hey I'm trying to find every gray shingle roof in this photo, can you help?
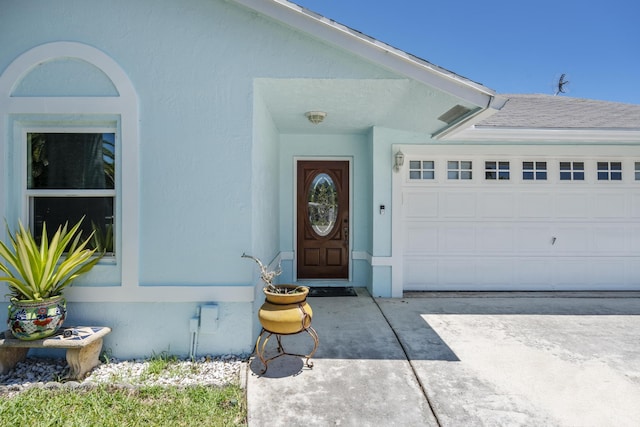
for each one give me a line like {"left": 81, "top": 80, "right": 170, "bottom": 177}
{"left": 477, "top": 94, "right": 640, "bottom": 129}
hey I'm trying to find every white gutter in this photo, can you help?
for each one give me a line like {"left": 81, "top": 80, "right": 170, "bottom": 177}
{"left": 432, "top": 95, "right": 509, "bottom": 140}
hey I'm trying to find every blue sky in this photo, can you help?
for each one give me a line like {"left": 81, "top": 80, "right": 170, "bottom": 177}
{"left": 292, "top": 0, "right": 640, "bottom": 104}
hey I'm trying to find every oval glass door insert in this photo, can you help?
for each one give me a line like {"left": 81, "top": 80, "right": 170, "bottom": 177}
{"left": 308, "top": 173, "right": 338, "bottom": 237}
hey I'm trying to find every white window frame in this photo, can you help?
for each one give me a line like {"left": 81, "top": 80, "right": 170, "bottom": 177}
{"left": 447, "top": 160, "right": 473, "bottom": 180}
{"left": 597, "top": 161, "right": 622, "bottom": 181}
{"left": 559, "top": 161, "right": 585, "bottom": 181}
{"left": 409, "top": 160, "right": 435, "bottom": 180}
{"left": 23, "top": 127, "right": 118, "bottom": 258}
{"left": 522, "top": 161, "right": 548, "bottom": 181}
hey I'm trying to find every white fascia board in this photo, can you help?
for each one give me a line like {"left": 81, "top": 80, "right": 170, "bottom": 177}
{"left": 231, "top": 0, "right": 495, "bottom": 107}
{"left": 432, "top": 95, "right": 508, "bottom": 140}
{"left": 452, "top": 127, "right": 640, "bottom": 143}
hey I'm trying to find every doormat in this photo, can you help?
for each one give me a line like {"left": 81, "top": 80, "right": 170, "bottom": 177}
{"left": 308, "top": 287, "right": 358, "bottom": 297}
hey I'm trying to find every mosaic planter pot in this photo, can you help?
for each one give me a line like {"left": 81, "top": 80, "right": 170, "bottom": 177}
{"left": 7, "top": 295, "right": 67, "bottom": 341}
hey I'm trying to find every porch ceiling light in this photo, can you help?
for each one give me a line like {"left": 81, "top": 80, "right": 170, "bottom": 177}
{"left": 305, "top": 111, "right": 327, "bottom": 125}
{"left": 394, "top": 150, "right": 405, "bottom": 172}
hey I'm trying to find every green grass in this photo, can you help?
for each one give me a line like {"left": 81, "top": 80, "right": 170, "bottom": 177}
{"left": 0, "top": 384, "right": 246, "bottom": 426}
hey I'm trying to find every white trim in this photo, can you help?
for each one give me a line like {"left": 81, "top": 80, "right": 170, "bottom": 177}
{"left": 0, "top": 42, "right": 140, "bottom": 296}
{"left": 453, "top": 127, "right": 640, "bottom": 143}
{"left": 292, "top": 156, "right": 353, "bottom": 281}
{"left": 64, "top": 285, "right": 255, "bottom": 303}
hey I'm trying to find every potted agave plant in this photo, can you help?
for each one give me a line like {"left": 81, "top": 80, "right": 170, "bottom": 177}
{"left": 0, "top": 217, "right": 102, "bottom": 340}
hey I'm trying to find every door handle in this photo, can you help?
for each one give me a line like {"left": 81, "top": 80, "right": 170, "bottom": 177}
{"left": 344, "top": 227, "right": 349, "bottom": 244}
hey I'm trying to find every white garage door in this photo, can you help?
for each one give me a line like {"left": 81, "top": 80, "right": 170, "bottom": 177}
{"left": 397, "top": 146, "right": 640, "bottom": 291}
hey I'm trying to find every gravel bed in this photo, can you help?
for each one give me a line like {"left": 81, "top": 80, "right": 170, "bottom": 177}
{"left": 0, "top": 354, "right": 248, "bottom": 397}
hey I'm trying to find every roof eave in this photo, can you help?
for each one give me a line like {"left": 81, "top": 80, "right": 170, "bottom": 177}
{"left": 452, "top": 127, "right": 640, "bottom": 143}
{"left": 231, "top": 0, "right": 496, "bottom": 107}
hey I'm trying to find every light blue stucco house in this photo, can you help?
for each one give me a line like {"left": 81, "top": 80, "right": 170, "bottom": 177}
{"left": 2, "top": 0, "right": 640, "bottom": 358}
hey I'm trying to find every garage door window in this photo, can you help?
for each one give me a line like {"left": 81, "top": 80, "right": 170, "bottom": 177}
{"left": 522, "top": 161, "right": 547, "bottom": 180}
{"left": 485, "top": 161, "right": 510, "bottom": 180}
{"left": 636, "top": 162, "right": 640, "bottom": 180}
{"left": 597, "top": 162, "right": 622, "bottom": 181}
{"left": 559, "top": 161, "right": 584, "bottom": 181}
{"left": 409, "top": 160, "right": 435, "bottom": 180}
{"left": 448, "top": 161, "right": 472, "bottom": 180}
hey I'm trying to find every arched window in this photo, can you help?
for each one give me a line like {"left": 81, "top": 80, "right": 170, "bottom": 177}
{"left": 0, "top": 42, "right": 139, "bottom": 287}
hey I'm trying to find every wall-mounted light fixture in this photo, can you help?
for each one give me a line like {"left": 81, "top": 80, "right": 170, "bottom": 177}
{"left": 394, "top": 150, "right": 405, "bottom": 172}
{"left": 305, "top": 111, "right": 327, "bottom": 124}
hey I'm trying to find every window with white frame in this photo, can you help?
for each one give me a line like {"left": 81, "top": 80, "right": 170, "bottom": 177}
{"left": 522, "top": 161, "right": 547, "bottom": 181}
{"left": 447, "top": 160, "right": 472, "bottom": 180}
{"left": 485, "top": 161, "right": 510, "bottom": 180}
{"left": 559, "top": 161, "right": 584, "bottom": 181}
{"left": 27, "top": 131, "right": 115, "bottom": 254}
{"left": 597, "top": 161, "right": 622, "bottom": 181}
{"left": 409, "top": 160, "right": 435, "bottom": 180}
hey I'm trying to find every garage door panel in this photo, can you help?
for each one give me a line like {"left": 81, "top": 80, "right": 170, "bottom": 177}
{"left": 479, "top": 192, "right": 515, "bottom": 218}
{"left": 441, "top": 226, "right": 475, "bottom": 252}
{"left": 555, "top": 193, "right": 589, "bottom": 218}
{"left": 552, "top": 226, "right": 591, "bottom": 253}
{"left": 516, "top": 226, "right": 554, "bottom": 252}
{"left": 631, "top": 193, "right": 640, "bottom": 217}
{"left": 443, "top": 192, "right": 476, "bottom": 218}
{"left": 631, "top": 226, "right": 640, "bottom": 251}
{"left": 405, "top": 191, "right": 438, "bottom": 218}
{"left": 518, "top": 192, "right": 553, "bottom": 218}
{"left": 478, "top": 259, "right": 514, "bottom": 285}
{"left": 553, "top": 259, "right": 590, "bottom": 286}
{"left": 477, "top": 226, "right": 514, "bottom": 253}
{"left": 441, "top": 259, "right": 476, "bottom": 285}
{"left": 589, "top": 259, "right": 626, "bottom": 286}
{"left": 516, "top": 259, "right": 553, "bottom": 287}
{"left": 591, "top": 192, "right": 626, "bottom": 218}
{"left": 404, "top": 258, "right": 438, "bottom": 290}
{"left": 404, "top": 223, "right": 438, "bottom": 254}
{"left": 591, "top": 226, "right": 628, "bottom": 252}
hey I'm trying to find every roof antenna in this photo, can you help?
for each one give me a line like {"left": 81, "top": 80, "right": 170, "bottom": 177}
{"left": 554, "top": 73, "right": 569, "bottom": 95}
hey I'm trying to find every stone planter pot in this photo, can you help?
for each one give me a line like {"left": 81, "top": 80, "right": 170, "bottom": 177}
{"left": 258, "top": 285, "right": 312, "bottom": 334}
{"left": 7, "top": 295, "right": 67, "bottom": 341}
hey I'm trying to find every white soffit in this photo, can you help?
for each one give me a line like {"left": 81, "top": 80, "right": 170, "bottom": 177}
{"left": 231, "top": 0, "right": 497, "bottom": 109}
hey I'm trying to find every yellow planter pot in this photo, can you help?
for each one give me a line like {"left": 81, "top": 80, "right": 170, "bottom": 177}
{"left": 258, "top": 285, "right": 312, "bottom": 334}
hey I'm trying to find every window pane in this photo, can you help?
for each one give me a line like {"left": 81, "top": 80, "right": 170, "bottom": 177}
{"left": 423, "top": 171, "right": 434, "bottom": 179}
{"left": 448, "top": 171, "right": 459, "bottom": 180}
{"left": 409, "top": 160, "right": 421, "bottom": 169}
{"left": 32, "top": 197, "right": 114, "bottom": 252}
{"left": 598, "top": 172, "right": 608, "bottom": 180}
{"left": 307, "top": 173, "right": 338, "bottom": 237}
{"left": 461, "top": 161, "right": 472, "bottom": 169}
{"left": 574, "top": 162, "right": 584, "bottom": 170}
{"left": 409, "top": 171, "right": 421, "bottom": 180}
{"left": 560, "top": 172, "right": 571, "bottom": 180}
{"left": 537, "top": 171, "right": 547, "bottom": 180}
{"left": 461, "top": 171, "right": 472, "bottom": 180}
{"left": 523, "top": 171, "right": 534, "bottom": 180}
{"left": 611, "top": 162, "right": 622, "bottom": 171}
{"left": 560, "top": 162, "right": 570, "bottom": 170}
{"left": 575, "top": 172, "right": 584, "bottom": 180}
{"left": 423, "top": 161, "right": 434, "bottom": 169}
{"left": 448, "top": 161, "right": 458, "bottom": 169}
{"left": 28, "top": 133, "right": 115, "bottom": 190}
{"left": 523, "top": 161, "right": 533, "bottom": 169}
{"left": 485, "top": 161, "right": 496, "bottom": 170}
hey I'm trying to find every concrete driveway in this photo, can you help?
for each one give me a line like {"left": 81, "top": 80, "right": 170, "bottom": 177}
{"left": 246, "top": 290, "right": 640, "bottom": 426}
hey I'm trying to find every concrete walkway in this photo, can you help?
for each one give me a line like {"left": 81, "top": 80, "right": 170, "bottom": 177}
{"left": 246, "top": 290, "right": 640, "bottom": 426}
